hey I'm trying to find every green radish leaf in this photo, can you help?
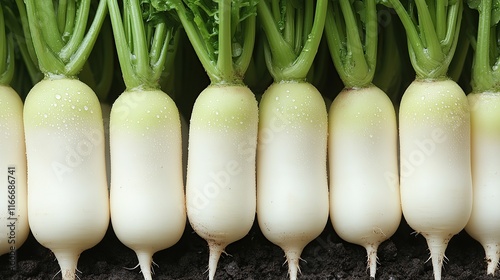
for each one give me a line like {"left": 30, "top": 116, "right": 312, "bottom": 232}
{"left": 353, "top": 1, "right": 366, "bottom": 23}
{"left": 151, "top": 0, "right": 258, "bottom": 84}
{"left": 492, "top": 0, "right": 500, "bottom": 25}
{"left": 377, "top": 0, "right": 394, "bottom": 8}
{"left": 467, "top": 0, "right": 480, "bottom": 10}
{"left": 142, "top": 0, "right": 179, "bottom": 27}
{"left": 468, "top": 0, "right": 500, "bottom": 26}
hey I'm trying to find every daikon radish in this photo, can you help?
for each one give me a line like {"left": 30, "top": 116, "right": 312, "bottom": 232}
{"left": 256, "top": 1, "right": 329, "bottom": 279}
{"left": 153, "top": 1, "right": 260, "bottom": 279}
{"left": 385, "top": 1, "right": 472, "bottom": 279}
{"left": 464, "top": 0, "right": 500, "bottom": 275}
{"left": 22, "top": 1, "right": 110, "bottom": 279}
{"left": 107, "top": 1, "right": 186, "bottom": 279}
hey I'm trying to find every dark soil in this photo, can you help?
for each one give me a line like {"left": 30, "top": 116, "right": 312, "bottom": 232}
{"left": 1, "top": 216, "right": 499, "bottom": 280}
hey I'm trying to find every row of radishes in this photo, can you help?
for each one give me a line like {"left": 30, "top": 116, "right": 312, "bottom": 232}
{"left": 1, "top": 1, "right": 500, "bottom": 280}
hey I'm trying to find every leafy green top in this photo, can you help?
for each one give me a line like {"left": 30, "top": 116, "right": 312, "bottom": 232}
{"left": 78, "top": 14, "right": 114, "bottom": 101}
{"left": 383, "top": 0, "right": 463, "bottom": 79}
{"left": 257, "top": 0, "right": 328, "bottom": 82}
{"left": 22, "top": 0, "right": 108, "bottom": 78}
{"left": 324, "top": 0, "right": 378, "bottom": 89}
{"left": 468, "top": 0, "right": 500, "bottom": 93}
{"left": 153, "top": 0, "right": 258, "bottom": 85}
{"left": 0, "top": 2, "right": 14, "bottom": 85}
{"left": 108, "top": 0, "right": 178, "bottom": 90}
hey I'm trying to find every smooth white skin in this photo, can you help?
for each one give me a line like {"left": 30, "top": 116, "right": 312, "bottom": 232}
{"left": 0, "top": 85, "right": 30, "bottom": 256}
{"left": 257, "top": 81, "right": 329, "bottom": 280}
{"left": 465, "top": 92, "right": 500, "bottom": 276}
{"left": 110, "top": 89, "right": 186, "bottom": 280}
{"left": 399, "top": 79, "right": 472, "bottom": 280}
{"left": 24, "top": 78, "right": 110, "bottom": 280}
{"left": 329, "top": 85, "right": 401, "bottom": 278}
{"left": 186, "top": 85, "right": 258, "bottom": 280}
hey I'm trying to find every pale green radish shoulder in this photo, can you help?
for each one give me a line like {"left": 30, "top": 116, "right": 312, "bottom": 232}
{"left": 259, "top": 81, "right": 328, "bottom": 130}
{"left": 399, "top": 79, "right": 470, "bottom": 130}
{"left": 189, "top": 85, "right": 258, "bottom": 133}
{"left": 329, "top": 86, "right": 396, "bottom": 135}
{"left": 468, "top": 92, "right": 500, "bottom": 136}
{"left": 24, "top": 78, "right": 104, "bottom": 129}
{"left": 111, "top": 89, "right": 181, "bottom": 131}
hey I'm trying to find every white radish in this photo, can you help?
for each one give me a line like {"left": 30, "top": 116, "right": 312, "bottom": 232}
{"left": 0, "top": 85, "right": 30, "bottom": 257}
{"left": 257, "top": 81, "right": 329, "bottom": 280}
{"left": 324, "top": 0, "right": 401, "bottom": 277}
{"left": 255, "top": 1, "right": 328, "bottom": 278}
{"left": 159, "top": 1, "right": 260, "bottom": 278}
{"left": 110, "top": 89, "right": 186, "bottom": 280}
{"left": 329, "top": 85, "right": 401, "bottom": 278}
{"left": 399, "top": 79, "right": 472, "bottom": 280}
{"left": 186, "top": 85, "right": 258, "bottom": 280}
{"left": 383, "top": 1, "right": 469, "bottom": 278}
{"left": 20, "top": 0, "right": 110, "bottom": 278}
{"left": 462, "top": 1, "right": 500, "bottom": 275}
{"left": 106, "top": 0, "right": 188, "bottom": 278}
{"left": 24, "top": 78, "right": 110, "bottom": 280}
{"left": 465, "top": 92, "right": 500, "bottom": 275}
